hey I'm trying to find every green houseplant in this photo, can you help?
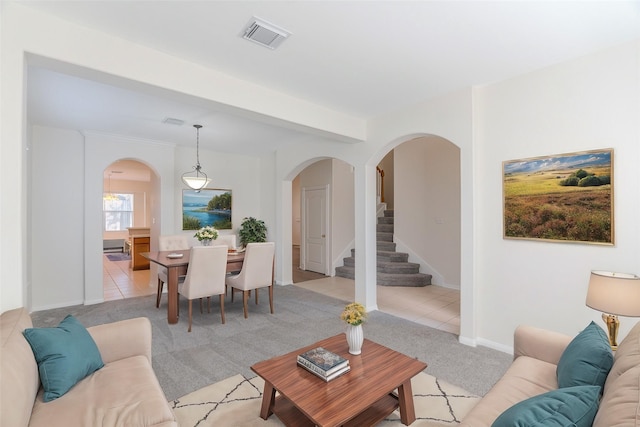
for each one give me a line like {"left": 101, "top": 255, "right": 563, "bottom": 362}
{"left": 238, "top": 217, "right": 267, "bottom": 248}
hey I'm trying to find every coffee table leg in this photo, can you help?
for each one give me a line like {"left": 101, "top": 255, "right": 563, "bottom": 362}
{"left": 260, "top": 381, "right": 276, "bottom": 420}
{"left": 397, "top": 379, "right": 416, "bottom": 425}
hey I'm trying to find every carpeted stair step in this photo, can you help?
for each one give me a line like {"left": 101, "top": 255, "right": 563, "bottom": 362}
{"left": 384, "top": 210, "right": 394, "bottom": 217}
{"left": 343, "top": 256, "right": 355, "bottom": 268}
{"left": 377, "top": 223, "right": 394, "bottom": 233}
{"left": 377, "top": 261, "right": 420, "bottom": 274}
{"left": 377, "top": 216, "right": 394, "bottom": 224}
{"left": 335, "top": 265, "right": 355, "bottom": 280}
{"left": 377, "top": 272, "right": 432, "bottom": 287}
{"left": 377, "top": 250, "right": 408, "bottom": 263}
{"left": 377, "top": 232, "right": 393, "bottom": 242}
{"left": 336, "top": 267, "right": 431, "bottom": 287}
{"left": 377, "top": 241, "right": 396, "bottom": 251}
{"left": 351, "top": 249, "right": 409, "bottom": 263}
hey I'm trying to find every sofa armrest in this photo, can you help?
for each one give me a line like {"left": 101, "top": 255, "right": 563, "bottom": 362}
{"left": 87, "top": 317, "right": 152, "bottom": 364}
{"left": 514, "top": 325, "right": 573, "bottom": 365}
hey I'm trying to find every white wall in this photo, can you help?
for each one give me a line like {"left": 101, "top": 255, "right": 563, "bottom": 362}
{"left": 395, "top": 136, "right": 461, "bottom": 287}
{"left": 474, "top": 40, "right": 640, "bottom": 347}
{"left": 292, "top": 176, "right": 301, "bottom": 246}
{"left": 31, "top": 126, "right": 85, "bottom": 309}
{"left": 331, "top": 159, "right": 355, "bottom": 271}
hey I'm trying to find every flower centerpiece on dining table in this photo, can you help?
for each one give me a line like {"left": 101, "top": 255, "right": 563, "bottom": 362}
{"left": 340, "top": 302, "right": 367, "bottom": 355}
{"left": 194, "top": 226, "right": 218, "bottom": 246}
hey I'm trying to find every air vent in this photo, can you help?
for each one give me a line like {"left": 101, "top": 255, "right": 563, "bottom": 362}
{"left": 162, "top": 117, "right": 184, "bottom": 126}
{"left": 242, "top": 17, "right": 291, "bottom": 49}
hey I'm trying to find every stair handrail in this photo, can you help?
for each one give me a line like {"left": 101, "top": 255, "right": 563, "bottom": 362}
{"left": 376, "top": 166, "right": 385, "bottom": 203}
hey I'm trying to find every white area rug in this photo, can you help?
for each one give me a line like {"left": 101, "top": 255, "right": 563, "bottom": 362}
{"left": 171, "top": 372, "right": 479, "bottom": 426}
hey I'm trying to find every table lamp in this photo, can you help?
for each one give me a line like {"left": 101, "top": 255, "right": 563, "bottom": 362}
{"left": 586, "top": 270, "right": 640, "bottom": 350}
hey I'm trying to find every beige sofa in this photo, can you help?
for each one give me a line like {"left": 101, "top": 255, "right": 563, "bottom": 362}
{"left": 1, "top": 307, "right": 177, "bottom": 427}
{"left": 461, "top": 321, "right": 640, "bottom": 426}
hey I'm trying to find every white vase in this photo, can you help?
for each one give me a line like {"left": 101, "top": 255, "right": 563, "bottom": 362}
{"left": 201, "top": 239, "right": 211, "bottom": 246}
{"left": 346, "top": 324, "right": 364, "bottom": 355}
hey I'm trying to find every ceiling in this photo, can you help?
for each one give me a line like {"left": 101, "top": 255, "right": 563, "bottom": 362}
{"left": 20, "top": 1, "right": 640, "bottom": 178}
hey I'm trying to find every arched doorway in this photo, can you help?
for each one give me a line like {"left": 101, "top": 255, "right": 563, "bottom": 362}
{"left": 102, "top": 159, "right": 157, "bottom": 301}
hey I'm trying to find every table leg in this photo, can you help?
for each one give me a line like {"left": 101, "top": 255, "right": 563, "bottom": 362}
{"left": 167, "top": 267, "right": 179, "bottom": 324}
{"left": 397, "top": 379, "right": 416, "bottom": 425}
{"left": 259, "top": 381, "right": 276, "bottom": 420}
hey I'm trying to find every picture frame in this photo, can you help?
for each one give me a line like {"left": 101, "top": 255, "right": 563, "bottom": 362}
{"left": 182, "top": 188, "right": 232, "bottom": 230}
{"left": 503, "top": 148, "right": 613, "bottom": 245}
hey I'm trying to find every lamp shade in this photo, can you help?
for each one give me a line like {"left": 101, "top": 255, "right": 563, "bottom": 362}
{"left": 181, "top": 174, "right": 211, "bottom": 191}
{"left": 586, "top": 271, "right": 640, "bottom": 317}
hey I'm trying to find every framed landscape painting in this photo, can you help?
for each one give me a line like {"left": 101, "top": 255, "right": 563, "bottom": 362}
{"left": 182, "top": 188, "right": 232, "bottom": 230}
{"left": 503, "top": 148, "right": 613, "bottom": 245}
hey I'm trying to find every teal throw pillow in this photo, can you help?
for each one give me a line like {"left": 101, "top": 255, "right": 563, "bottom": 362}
{"left": 557, "top": 321, "right": 613, "bottom": 389}
{"left": 491, "top": 385, "right": 601, "bottom": 427}
{"left": 23, "top": 315, "right": 104, "bottom": 402}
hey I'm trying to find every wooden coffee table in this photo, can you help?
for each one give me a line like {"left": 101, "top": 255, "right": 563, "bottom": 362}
{"left": 251, "top": 334, "right": 428, "bottom": 426}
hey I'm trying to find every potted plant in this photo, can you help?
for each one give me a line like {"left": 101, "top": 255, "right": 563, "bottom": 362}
{"left": 238, "top": 217, "right": 267, "bottom": 248}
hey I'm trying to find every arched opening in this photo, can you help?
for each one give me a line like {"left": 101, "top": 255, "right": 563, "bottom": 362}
{"left": 102, "top": 159, "right": 157, "bottom": 301}
{"left": 290, "top": 157, "right": 354, "bottom": 284}
{"left": 368, "top": 134, "right": 461, "bottom": 334}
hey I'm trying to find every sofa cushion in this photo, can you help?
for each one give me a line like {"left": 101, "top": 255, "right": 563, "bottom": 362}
{"left": 23, "top": 314, "right": 104, "bottom": 402}
{"left": 29, "top": 355, "right": 177, "bottom": 427}
{"left": 604, "top": 320, "right": 640, "bottom": 391}
{"left": 491, "top": 385, "right": 601, "bottom": 427}
{"left": 557, "top": 321, "right": 613, "bottom": 389}
{"left": 593, "top": 364, "right": 640, "bottom": 427}
{"left": 460, "top": 356, "right": 559, "bottom": 426}
{"left": 1, "top": 308, "right": 40, "bottom": 427}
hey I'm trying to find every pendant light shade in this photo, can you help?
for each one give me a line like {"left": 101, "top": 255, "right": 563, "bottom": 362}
{"left": 182, "top": 124, "right": 210, "bottom": 191}
{"left": 103, "top": 173, "right": 118, "bottom": 201}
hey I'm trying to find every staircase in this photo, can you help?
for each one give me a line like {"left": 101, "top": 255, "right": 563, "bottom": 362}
{"left": 335, "top": 210, "right": 432, "bottom": 287}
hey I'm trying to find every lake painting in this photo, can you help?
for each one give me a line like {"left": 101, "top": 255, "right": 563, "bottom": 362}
{"left": 182, "top": 189, "right": 232, "bottom": 230}
{"left": 503, "top": 149, "right": 613, "bottom": 245}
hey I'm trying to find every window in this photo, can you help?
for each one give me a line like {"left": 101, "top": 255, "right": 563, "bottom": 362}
{"left": 103, "top": 193, "right": 134, "bottom": 231}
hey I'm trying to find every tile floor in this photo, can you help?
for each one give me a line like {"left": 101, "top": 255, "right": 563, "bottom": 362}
{"left": 103, "top": 254, "right": 460, "bottom": 335}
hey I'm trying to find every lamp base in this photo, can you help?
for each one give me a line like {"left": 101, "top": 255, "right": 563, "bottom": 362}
{"left": 602, "top": 313, "right": 619, "bottom": 351}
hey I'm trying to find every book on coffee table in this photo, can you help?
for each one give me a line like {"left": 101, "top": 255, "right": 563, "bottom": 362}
{"left": 297, "top": 347, "right": 349, "bottom": 377}
{"left": 299, "top": 363, "right": 351, "bottom": 382}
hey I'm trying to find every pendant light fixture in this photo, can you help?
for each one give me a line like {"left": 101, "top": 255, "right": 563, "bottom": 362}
{"left": 103, "top": 173, "right": 118, "bottom": 201}
{"left": 182, "top": 124, "right": 210, "bottom": 191}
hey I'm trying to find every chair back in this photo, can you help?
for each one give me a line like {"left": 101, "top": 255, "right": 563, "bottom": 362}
{"left": 235, "top": 242, "right": 275, "bottom": 289}
{"left": 211, "top": 234, "right": 236, "bottom": 250}
{"left": 182, "top": 246, "right": 228, "bottom": 299}
{"left": 159, "top": 234, "right": 190, "bottom": 251}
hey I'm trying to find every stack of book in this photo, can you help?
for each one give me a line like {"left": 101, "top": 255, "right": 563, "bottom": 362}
{"left": 297, "top": 347, "right": 350, "bottom": 382}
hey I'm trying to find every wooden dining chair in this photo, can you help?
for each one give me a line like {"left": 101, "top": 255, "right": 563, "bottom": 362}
{"left": 178, "top": 245, "right": 228, "bottom": 332}
{"left": 226, "top": 242, "right": 275, "bottom": 319}
{"left": 156, "top": 234, "right": 190, "bottom": 308}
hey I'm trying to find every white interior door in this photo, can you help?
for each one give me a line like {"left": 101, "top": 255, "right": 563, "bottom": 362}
{"left": 302, "top": 186, "right": 328, "bottom": 274}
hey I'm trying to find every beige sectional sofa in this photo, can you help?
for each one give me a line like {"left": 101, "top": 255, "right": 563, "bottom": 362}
{"left": 461, "top": 321, "right": 640, "bottom": 426}
{"left": 1, "top": 307, "right": 177, "bottom": 427}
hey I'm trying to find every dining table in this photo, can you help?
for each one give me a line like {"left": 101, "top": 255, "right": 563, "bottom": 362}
{"left": 141, "top": 249, "right": 245, "bottom": 324}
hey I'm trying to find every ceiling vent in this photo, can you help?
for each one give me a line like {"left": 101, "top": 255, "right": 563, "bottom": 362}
{"left": 242, "top": 17, "right": 291, "bottom": 49}
{"left": 162, "top": 117, "right": 184, "bottom": 126}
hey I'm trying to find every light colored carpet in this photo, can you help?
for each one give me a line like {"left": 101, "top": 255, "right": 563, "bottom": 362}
{"left": 171, "top": 372, "right": 479, "bottom": 426}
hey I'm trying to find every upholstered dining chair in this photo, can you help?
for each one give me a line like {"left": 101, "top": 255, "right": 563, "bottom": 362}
{"left": 156, "top": 234, "right": 190, "bottom": 308}
{"left": 225, "top": 242, "right": 275, "bottom": 319}
{"left": 178, "top": 245, "right": 228, "bottom": 332}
